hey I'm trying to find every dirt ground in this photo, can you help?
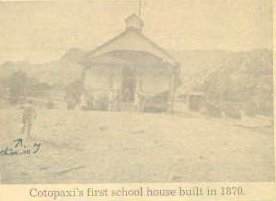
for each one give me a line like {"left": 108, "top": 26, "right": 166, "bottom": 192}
{"left": 0, "top": 108, "right": 274, "bottom": 183}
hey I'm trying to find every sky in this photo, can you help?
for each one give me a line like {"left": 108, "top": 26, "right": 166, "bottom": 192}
{"left": 0, "top": 0, "right": 273, "bottom": 64}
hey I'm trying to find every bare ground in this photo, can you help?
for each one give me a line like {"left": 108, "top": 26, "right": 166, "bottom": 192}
{"left": 0, "top": 108, "right": 274, "bottom": 183}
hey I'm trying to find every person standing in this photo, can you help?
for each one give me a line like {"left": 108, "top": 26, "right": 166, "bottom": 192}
{"left": 21, "top": 99, "right": 37, "bottom": 138}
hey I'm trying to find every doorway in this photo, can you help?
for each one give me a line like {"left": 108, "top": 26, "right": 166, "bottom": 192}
{"left": 121, "top": 67, "right": 136, "bottom": 103}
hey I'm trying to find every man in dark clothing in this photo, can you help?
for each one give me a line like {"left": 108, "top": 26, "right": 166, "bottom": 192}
{"left": 21, "top": 100, "right": 36, "bottom": 138}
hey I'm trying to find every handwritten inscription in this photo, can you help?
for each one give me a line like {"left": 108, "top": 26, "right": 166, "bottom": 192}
{"left": 0, "top": 138, "right": 41, "bottom": 156}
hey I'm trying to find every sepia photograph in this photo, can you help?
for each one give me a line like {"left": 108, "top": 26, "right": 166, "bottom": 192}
{"left": 0, "top": 0, "right": 274, "bottom": 183}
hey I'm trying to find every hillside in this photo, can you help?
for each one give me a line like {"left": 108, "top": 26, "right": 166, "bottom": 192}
{"left": 0, "top": 48, "right": 86, "bottom": 87}
{"left": 171, "top": 49, "right": 272, "bottom": 91}
{"left": 172, "top": 49, "right": 273, "bottom": 116}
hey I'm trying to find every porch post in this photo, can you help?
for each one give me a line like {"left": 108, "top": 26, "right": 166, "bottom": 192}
{"left": 135, "top": 74, "right": 144, "bottom": 112}
{"left": 168, "top": 65, "right": 178, "bottom": 113}
{"left": 168, "top": 74, "right": 175, "bottom": 113}
{"left": 108, "top": 73, "right": 114, "bottom": 111}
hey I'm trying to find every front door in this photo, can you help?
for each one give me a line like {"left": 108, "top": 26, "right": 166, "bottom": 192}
{"left": 121, "top": 67, "right": 136, "bottom": 110}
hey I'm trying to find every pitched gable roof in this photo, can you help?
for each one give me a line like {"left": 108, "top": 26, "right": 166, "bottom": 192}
{"left": 85, "top": 15, "right": 177, "bottom": 66}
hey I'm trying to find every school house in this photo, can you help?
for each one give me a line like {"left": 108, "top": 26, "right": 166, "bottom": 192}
{"left": 80, "top": 14, "right": 180, "bottom": 112}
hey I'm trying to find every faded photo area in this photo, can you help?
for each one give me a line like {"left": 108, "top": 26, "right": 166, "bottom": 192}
{"left": 0, "top": 0, "right": 274, "bottom": 183}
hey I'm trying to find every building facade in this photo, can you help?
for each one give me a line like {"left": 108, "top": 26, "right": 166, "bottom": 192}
{"left": 80, "top": 14, "right": 180, "bottom": 112}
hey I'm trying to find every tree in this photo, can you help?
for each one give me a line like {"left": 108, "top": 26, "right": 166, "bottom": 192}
{"left": 8, "top": 71, "right": 28, "bottom": 104}
{"left": 64, "top": 79, "right": 84, "bottom": 109}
